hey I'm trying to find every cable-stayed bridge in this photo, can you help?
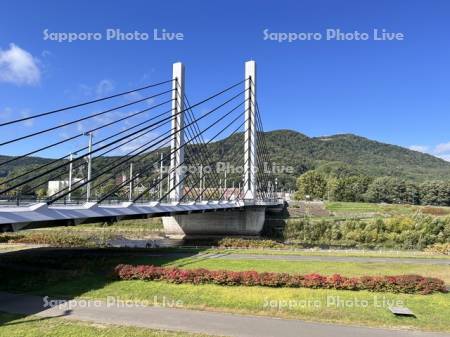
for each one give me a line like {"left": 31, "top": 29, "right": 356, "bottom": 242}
{"left": 0, "top": 61, "right": 284, "bottom": 236}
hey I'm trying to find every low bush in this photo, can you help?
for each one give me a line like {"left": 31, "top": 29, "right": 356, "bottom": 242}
{"left": 8, "top": 232, "right": 93, "bottom": 247}
{"left": 284, "top": 214, "right": 450, "bottom": 249}
{"left": 218, "top": 237, "right": 285, "bottom": 249}
{"left": 425, "top": 243, "right": 450, "bottom": 255}
{"left": 421, "top": 206, "right": 450, "bottom": 216}
{"left": 114, "top": 264, "right": 447, "bottom": 295}
{"left": 0, "top": 233, "right": 24, "bottom": 243}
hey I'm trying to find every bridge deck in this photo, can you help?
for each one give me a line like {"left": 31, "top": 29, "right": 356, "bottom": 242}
{"left": 0, "top": 200, "right": 283, "bottom": 231}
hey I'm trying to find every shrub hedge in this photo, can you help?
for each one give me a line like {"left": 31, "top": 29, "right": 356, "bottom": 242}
{"left": 114, "top": 264, "right": 447, "bottom": 295}
{"left": 284, "top": 215, "right": 450, "bottom": 250}
{"left": 218, "top": 237, "right": 285, "bottom": 249}
{"left": 424, "top": 243, "right": 450, "bottom": 255}
{"left": 0, "top": 231, "right": 95, "bottom": 247}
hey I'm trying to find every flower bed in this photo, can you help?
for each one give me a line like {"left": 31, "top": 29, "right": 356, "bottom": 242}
{"left": 114, "top": 264, "right": 447, "bottom": 294}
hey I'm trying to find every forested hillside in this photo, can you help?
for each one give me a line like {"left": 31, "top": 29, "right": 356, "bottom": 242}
{"left": 1, "top": 130, "right": 450, "bottom": 192}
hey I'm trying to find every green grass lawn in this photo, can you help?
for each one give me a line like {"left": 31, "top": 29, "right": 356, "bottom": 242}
{"left": 0, "top": 312, "right": 209, "bottom": 337}
{"left": 0, "top": 218, "right": 165, "bottom": 248}
{"left": 325, "top": 202, "right": 387, "bottom": 213}
{"left": 209, "top": 248, "right": 450, "bottom": 259}
{"left": 78, "top": 218, "right": 163, "bottom": 230}
{"left": 1, "top": 248, "right": 449, "bottom": 332}
{"left": 0, "top": 244, "right": 32, "bottom": 252}
{"left": 28, "top": 218, "right": 164, "bottom": 234}
{"left": 161, "top": 256, "right": 450, "bottom": 284}
{"left": 324, "top": 201, "right": 450, "bottom": 218}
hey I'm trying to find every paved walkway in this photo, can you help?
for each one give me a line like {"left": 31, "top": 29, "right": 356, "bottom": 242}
{"left": 202, "top": 253, "right": 450, "bottom": 265}
{"left": 0, "top": 292, "right": 448, "bottom": 337}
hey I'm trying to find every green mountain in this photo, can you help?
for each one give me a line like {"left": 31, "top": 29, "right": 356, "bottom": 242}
{"left": 261, "top": 130, "right": 450, "bottom": 184}
{"left": 1, "top": 129, "right": 450, "bottom": 191}
{"left": 204, "top": 129, "right": 450, "bottom": 189}
{"left": 0, "top": 155, "right": 54, "bottom": 179}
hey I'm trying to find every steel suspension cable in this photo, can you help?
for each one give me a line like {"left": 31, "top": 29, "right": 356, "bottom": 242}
{"left": 0, "top": 99, "right": 174, "bottom": 185}
{"left": 53, "top": 93, "right": 248, "bottom": 204}
{"left": 0, "top": 90, "right": 173, "bottom": 147}
{"left": 0, "top": 85, "right": 246, "bottom": 196}
{"left": 138, "top": 108, "right": 247, "bottom": 203}
{"left": 255, "top": 101, "right": 274, "bottom": 199}
{"left": 26, "top": 116, "right": 174, "bottom": 195}
{"left": 0, "top": 79, "right": 174, "bottom": 127}
{"left": 181, "top": 116, "right": 248, "bottom": 203}
{"left": 130, "top": 101, "right": 247, "bottom": 203}
{"left": 178, "top": 91, "right": 225, "bottom": 200}
{"left": 1, "top": 78, "right": 244, "bottom": 166}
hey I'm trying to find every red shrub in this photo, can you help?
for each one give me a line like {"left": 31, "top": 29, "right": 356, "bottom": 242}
{"left": 240, "top": 271, "right": 260, "bottom": 286}
{"left": 113, "top": 264, "right": 447, "bottom": 295}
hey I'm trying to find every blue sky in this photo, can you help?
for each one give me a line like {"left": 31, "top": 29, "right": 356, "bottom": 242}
{"left": 1, "top": 0, "right": 450, "bottom": 160}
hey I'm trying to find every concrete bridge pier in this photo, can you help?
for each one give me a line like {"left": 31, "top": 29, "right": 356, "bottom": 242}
{"left": 162, "top": 206, "right": 266, "bottom": 238}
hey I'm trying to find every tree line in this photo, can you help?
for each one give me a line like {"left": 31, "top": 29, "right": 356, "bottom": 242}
{"left": 295, "top": 170, "right": 450, "bottom": 206}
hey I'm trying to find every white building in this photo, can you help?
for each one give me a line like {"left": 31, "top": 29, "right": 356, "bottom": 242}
{"left": 47, "top": 178, "right": 83, "bottom": 196}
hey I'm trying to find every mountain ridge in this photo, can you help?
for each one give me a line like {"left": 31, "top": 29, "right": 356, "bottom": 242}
{"left": 1, "top": 129, "right": 449, "bottom": 189}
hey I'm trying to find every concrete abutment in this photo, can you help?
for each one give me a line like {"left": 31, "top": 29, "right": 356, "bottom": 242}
{"left": 162, "top": 207, "right": 266, "bottom": 238}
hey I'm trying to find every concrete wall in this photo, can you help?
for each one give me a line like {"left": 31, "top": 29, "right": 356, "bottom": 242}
{"left": 162, "top": 207, "right": 266, "bottom": 238}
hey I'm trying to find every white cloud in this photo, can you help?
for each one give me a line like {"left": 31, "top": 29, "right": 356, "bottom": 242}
{"left": 96, "top": 79, "right": 114, "bottom": 97}
{"left": 436, "top": 154, "right": 450, "bottom": 162}
{"left": 0, "top": 43, "right": 40, "bottom": 85}
{"left": 66, "top": 79, "right": 116, "bottom": 100}
{"left": 76, "top": 122, "right": 85, "bottom": 132}
{"left": 409, "top": 145, "right": 429, "bottom": 153}
{"left": 118, "top": 132, "right": 159, "bottom": 154}
{"left": 0, "top": 107, "right": 13, "bottom": 120}
{"left": 434, "top": 142, "right": 450, "bottom": 155}
{"left": 20, "top": 110, "right": 33, "bottom": 127}
{"left": 59, "top": 132, "right": 70, "bottom": 139}
{"left": 126, "top": 91, "right": 156, "bottom": 107}
{"left": 41, "top": 50, "right": 52, "bottom": 58}
{"left": 126, "top": 91, "right": 143, "bottom": 101}
{"left": 409, "top": 142, "right": 450, "bottom": 162}
{"left": 0, "top": 107, "right": 34, "bottom": 126}
{"left": 93, "top": 113, "right": 114, "bottom": 125}
{"left": 78, "top": 84, "right": 92, "bottom": 97}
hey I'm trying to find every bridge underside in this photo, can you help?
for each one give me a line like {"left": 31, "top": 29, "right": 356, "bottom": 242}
{"left": 163, "top": 206, "right": 266, "bottom": 238}
{"left": 0, "top": 200, "right": 282, "bottom": 233}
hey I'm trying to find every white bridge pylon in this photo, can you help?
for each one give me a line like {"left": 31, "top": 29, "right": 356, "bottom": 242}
{"left": 169, "top": 62, "right": 185, "bottom": 202}
{"left": 168, "top": 60, "right": 258, "bottom": 202}
{"left": 244, "top": 60, "right": 256, "bottom": 200}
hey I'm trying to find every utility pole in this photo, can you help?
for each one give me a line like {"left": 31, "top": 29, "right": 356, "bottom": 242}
{"left": 85, "top": 132, "right": 93, "bottom": 202}
{"left": 68, "top": 152, "right": 74, "bottom": 202}
{"left": 129, "top": 162, "right": 133, "bottom": 201}
{"left": 275, "top": 177, "right": 278, "bottom": 199}
{"left": 231, "top": 180, "right": 235, "bottom": 200}
{"left": 199, "top": 164, "right": 203, "bottom": 201}
{"left": 159, "top": 153, "right": 164, "bottom": 199}
{"left": 238, "top": 181, "right": 241, "bottom": 199}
